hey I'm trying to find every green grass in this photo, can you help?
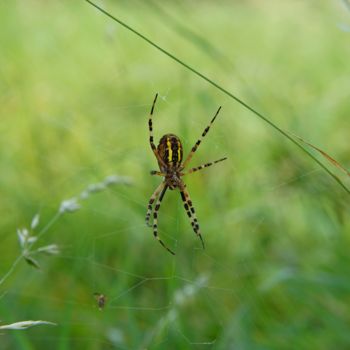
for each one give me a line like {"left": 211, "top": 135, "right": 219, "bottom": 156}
{"left": 1, "top": 1, "right": 350, "bottom": 349}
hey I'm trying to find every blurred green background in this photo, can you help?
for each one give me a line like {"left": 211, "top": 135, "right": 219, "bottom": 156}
{"left": 1, "top": 0, "right": 350, "bottom": 349}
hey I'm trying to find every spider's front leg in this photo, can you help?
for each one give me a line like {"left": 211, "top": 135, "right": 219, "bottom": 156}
{"left": 182, "top": 157, "right": 227, "bottom": 176}
{"left": 181, "top": 106, "right": 221, "bottom": 169}
{"left": 148, "top": 93, "right": 167, "bottom": 169}
{"left": 150, "top": 170, "right": 165, "bottom": 176}
{"left": 148, "top": 93, "right": 158, "bottom": 156}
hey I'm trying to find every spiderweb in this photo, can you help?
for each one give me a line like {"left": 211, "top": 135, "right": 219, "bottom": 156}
{"left": 1, "top": 1, "right": 349, "bottom": 349}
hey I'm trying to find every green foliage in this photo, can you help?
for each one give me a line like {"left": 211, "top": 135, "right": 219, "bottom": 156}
{"left": 0, "top": 1, "right": 349, "bottom": 349}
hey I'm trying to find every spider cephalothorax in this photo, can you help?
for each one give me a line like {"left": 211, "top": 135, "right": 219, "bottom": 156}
{"left": 146, "top": 93, "right": 227, "bottom": 255}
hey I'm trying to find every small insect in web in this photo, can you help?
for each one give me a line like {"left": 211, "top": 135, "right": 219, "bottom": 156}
{"left": 145, "top": 93, "right": 227, "bottom": 255}
{"left": 93, "top": 293, "right": 106, "bottom": 310}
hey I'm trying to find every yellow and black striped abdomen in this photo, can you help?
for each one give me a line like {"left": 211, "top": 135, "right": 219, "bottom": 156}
{"left": 157, "top": 134, "right": 183, "bottom": 167}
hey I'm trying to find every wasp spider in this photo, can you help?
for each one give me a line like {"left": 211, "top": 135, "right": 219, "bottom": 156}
{"left": 145, "top": 94, "right": 227, "bottom": 255}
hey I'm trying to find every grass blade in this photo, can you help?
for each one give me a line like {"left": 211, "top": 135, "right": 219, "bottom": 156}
{"left": 84, "top": 0, "right": 350, "bottom": 194}
{"left": 290, "top": 133, "right": 350, "bottom": 177}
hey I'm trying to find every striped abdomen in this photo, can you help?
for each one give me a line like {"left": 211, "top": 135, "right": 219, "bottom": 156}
{"left": 157, "top": 134, "right": 183, "bottom": 168}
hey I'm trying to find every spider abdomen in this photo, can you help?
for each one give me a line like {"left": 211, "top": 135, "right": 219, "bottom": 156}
{"left": 157, "top": 134, "right": 183, "bottom": 167}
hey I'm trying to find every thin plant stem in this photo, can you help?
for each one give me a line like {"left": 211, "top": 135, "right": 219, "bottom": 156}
{"left": 36, "top": 212, "right": 62, "bottom": 240}
{"left": 0, "top": 212, "right": 62, "bottom": 287}
{"left": 85, "top": 0, "right": 349, "bottom": 194}
{"left": 0, "top": 256, "right": 23, "bottom": 286}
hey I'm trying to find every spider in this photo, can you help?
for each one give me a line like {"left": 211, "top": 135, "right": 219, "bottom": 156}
{"left": 145, "top": 93, "right": 227, "bottom": 255}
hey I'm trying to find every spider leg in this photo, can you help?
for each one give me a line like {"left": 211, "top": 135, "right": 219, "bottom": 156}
{"left": 152, "top": 185, "right": 176, "bottom": 255}
{"left": 150, "top": 170, "right": 165, "bottom": 176}
{"left": 181, "top": 106, "right": 222, "bottom": 169}
{"left": 148, "top": 93, "right": 158, "bottom": 155}
{"left": 145, "top": 181, "right": 165, "bottom": 227}
{"left": 179, "top": 184, "right": 205, "bottom": 250}
{"left": 148, "top": 93, "right": 166, "bottom": 168}
{"left": 182, "top": 157, "right": 227, "bottom": 175}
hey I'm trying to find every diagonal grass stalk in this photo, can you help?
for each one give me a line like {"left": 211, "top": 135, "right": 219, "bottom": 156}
{"left": 85, "top": 0, "right": 349, "bottom": 194}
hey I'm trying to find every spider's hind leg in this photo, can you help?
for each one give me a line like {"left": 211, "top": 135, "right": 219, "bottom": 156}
{"left": 152, "top": 185, "right": 175, "bottom": 255}
{"left": 179, "top": 184, "right": 205, "bottom": 250}
{"left": 145, "top": 182, "right": 165, "bottom": 227}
